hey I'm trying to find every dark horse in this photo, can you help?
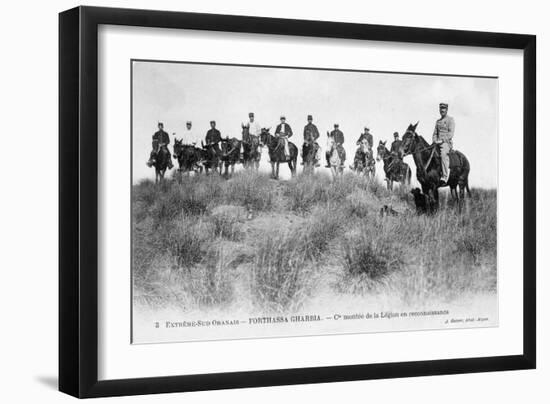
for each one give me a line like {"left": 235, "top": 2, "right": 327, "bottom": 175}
{"left": 201, "top": 141, "right": 222, "bottom": 174}
{"left": 350, "top": 144, "right": 376, "bottom": 179}
{"left": 259, "top": 128, "right": 298, "bottom": 179}
{"left": 302, "top": 133, "right": 320, "bottom": 174}
{"left": 151, "top": 145, "right": 172, "bottom": 184}
{"left": 219, "top": 137, "right": 242, "bottom": 177}
{"left": 376, "top": 140, "right": 411, "bottom": 190}
{"left": 241, "top": 124, "right": 261, "bottom": 170}
{"left": 173, "top": 139, "right": 203, "bottom": 174}
{"left": 399, "top": 122, "right": 471, "bottom": 211}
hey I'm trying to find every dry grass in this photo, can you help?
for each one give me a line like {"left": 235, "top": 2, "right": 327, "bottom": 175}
{"left": 133, "top": 171, "right": 497, "bottom": 311}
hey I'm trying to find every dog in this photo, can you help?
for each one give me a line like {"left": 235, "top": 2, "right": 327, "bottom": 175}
{"left": 410, "top": 188, "right": 428, "bottom": 214}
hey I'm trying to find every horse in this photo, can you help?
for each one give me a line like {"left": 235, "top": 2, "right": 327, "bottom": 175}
{"left": 350, "top": 144, "right": 376, "bottom": 179}
{"left": 399, "top": 122, "right": 471, "bottom": 211}
{"left": 326, "top": 132, "right": 345, "bottom": 178}
{"left": 173, "top": 138, "right": 203, "bottom": 175}
{"left": 219, "top": 136, "right": 242, "bottom": 177}
{"left": 376, "top": 140, "right": 411, "bottom": 190}
{"left": 302, "top": 132, "right": 320, "bottom": 174}
{"left": 241, "top": 124, "right": 261, "bottom": 170}
{"left": 259, "top": 128, "right": 298, "bottom": 179}
{"left": 201, "top": 141, "right": 222, "bottom": 174}
{"left": 150, "top": 144, "right": 172, "bottom": 184}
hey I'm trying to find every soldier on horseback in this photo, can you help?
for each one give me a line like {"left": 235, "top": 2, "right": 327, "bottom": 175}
{"left": 302, "top": 114, "right": 321, "bottom": 166}
{"left": 244, "top": 112, "right": 262, "bottom": 143}
{"left": 147, "top": 122, "right": 174, "bottom": 169}
{"left": 275, "top": 115, "right": 293, "bottom": 159}
{"left": 325, "top": 123, "right": 346, "bottom": 168}
{"left": 205, "top": 120, "right": 222, "bottom": 154}
{"left": 183, "top": 121, "right": 197, "bottom": 144}
{"left": 356, "top": 126, "right": 374, "bottom": 151}
{"left": 390, "top": 131, "right": 402, "bottom": 157}
{"left": 353, "top": 126, "right": 375, "bottom": 175}
{"left": 433, "top": 102, "right": 455, "bottom": 185}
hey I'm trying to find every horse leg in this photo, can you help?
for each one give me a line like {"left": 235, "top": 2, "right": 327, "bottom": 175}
{"left": 231, "top": 163, "right": 235, "bottom": 175}
{"left": 276, "top": 162, "right": 280, "bottom": 179}
{"left": 270, "top": 161, "right": 276, "bottom": 179}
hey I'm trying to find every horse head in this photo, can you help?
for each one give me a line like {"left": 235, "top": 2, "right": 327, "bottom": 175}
{"left": 259, "top": 127, "right": 271, "bottom": 147}
{"left": 241, "top": 122, "right": 250, "bottom": 136}
{"left": 173, "top": 138, "right": 183, "bottom": 158}
{"left": 400, "top": 122, "right": 419, "bottom": 155}
{"left": 376, "top": 140, "right": 388, "bottom": 162}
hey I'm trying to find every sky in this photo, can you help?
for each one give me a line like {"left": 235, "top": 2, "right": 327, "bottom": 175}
{"left": 132, "top": 60, "right": 498, "bottom": 188}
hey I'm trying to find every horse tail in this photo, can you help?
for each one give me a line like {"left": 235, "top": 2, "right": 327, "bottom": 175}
{"left": 466, "top": 178, "right": 472, "bottom": 198}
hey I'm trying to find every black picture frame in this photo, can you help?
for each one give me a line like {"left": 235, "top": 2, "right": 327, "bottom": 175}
{"left": 59, "top": 5, "right": 536, "bottom": 398}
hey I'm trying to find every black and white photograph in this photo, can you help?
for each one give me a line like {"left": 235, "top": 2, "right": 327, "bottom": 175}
{"left": 131, "top": 60, "right": 498, "bottom": 344}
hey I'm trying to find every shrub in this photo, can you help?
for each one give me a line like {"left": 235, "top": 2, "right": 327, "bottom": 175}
{"left": 166, "top": 214, "right": 214, "bottom": 270}
{"left": 174, "top": 244, "right": 235, "bottom": 307}
{"left": 209, "top": 205, "right": 246, "bottom": 241}
{"left": 221, "top": 171, "right": 277, "bottom": 211}
{"left": 250, "top": 230, "right": 317, "bottom": 312}
{"left": 339, "top": 222, "right": 404, "bottom": 294}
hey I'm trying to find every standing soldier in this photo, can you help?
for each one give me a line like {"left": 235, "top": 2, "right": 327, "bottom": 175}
{"left": 302, "top": 114, "right": 321, "bottom": 166}
{"left": 432, "top": 102, "right": 455, "bottom": 185}
{"left": 205, "top": 120, "right": 222, "bottom": 154}
{"left": 275, "top": 115, "right": 293, "bottom": 158}
{"left": 326, "top": 123, "right": 345, "bottom": 167}
{"left": 147, "top": 122, "right": 174, "bottom": 169}
{"left": 390, "top": 132, "right": 402, "bottom": 156}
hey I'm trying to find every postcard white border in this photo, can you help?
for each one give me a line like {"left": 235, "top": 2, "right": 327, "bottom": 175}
{"left": 98, "top": 25, "right": 523, "bottom": 380}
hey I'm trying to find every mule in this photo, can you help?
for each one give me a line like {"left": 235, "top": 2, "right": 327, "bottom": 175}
{"left": 326, "top": 131, "right": 346, "bottom": 178}
{"left": 219, "top": 137, "right": 242, "bottom": 177}
{"left": 151, "top": 145, "right": 172, "bottom": 184}
{"left": 173, "top": 139, "right": 203, "bottom": 175}
{"left": 399, "top": 122, "right": 471, "bottom": 211}
{"left": 201, "top": 141, "right": 222, "bottom": 174}
{"left": 376, "top": 140, "right": 411, "bottom": 190}
{"left": 259, "top": 128, "right": 298, "bottom": 179}
{"left": 241, "top": 124, "right": 262, "bottom": 170}
{"left": 302, "top": 138, "right": 320, "bottom": 174}
{"left": 350, "top": 144, "right": 375, "bottom": 179}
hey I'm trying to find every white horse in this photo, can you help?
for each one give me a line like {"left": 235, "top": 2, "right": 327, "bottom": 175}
{"left": 327, "top": 134, "right": 344, "bottom": 178}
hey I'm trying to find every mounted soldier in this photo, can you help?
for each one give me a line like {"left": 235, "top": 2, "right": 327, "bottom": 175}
{"left": 390, "top": 132, "right": 402, "bottom": 157}
{"left": 275, "top": 115, "right": 293, "bottom": 159}
{"left": 325, "top": 123, "right": 345, "bottom": 168}
{"left": 183, "top": 120, "right": 197, "bottom": 144}
{"left": 244, "top": 112, "right": 262, "bottom": 142}
{"left": 147, "top": 122, "right": 174, "bottom": 169}
{"left": 433, "top": 102, "right": 455, "bottom": 185}
{"left": 356, "top": 126, "right": 374, "bottom": 151}
{"left": 353, "top": 125, "right": 375, "bottom": 177}
{"left": 205, "top": 120, "right": 222, "bottom": 154}
{"left": 302, "top": 114, "right": 321, "bottom": 167}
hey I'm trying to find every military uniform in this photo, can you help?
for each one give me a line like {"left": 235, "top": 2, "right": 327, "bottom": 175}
{"left": 356, "top": 132, "right": 373, "bottom": 149}
{"left": 432, "top": 113, "right": 455, "bottom": 182}
{"left": 244, "top": 120, "right": 262, "bottom": 143}
{"left": 149, "top": 128, "right": 173, "bottom": 168}
{"left": 303, "top": 122, "right": 320, "bottom": 142}
{"left": 206, "top": 127, "right": 222, "bottom": 155}
{"left": 206, "top": 128, "right": 222, "bottom": 144}
{"left": 302, "top": 121, "right": 321, "bottom": 165}
{"left": 275, "top": 121, "right": 293, "bottom": 157}
{"left": 326, "top": 128, "right": 345, "bottom": 167}
{"left": 390, "top": 139, "right": 402, "bottom": 155}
